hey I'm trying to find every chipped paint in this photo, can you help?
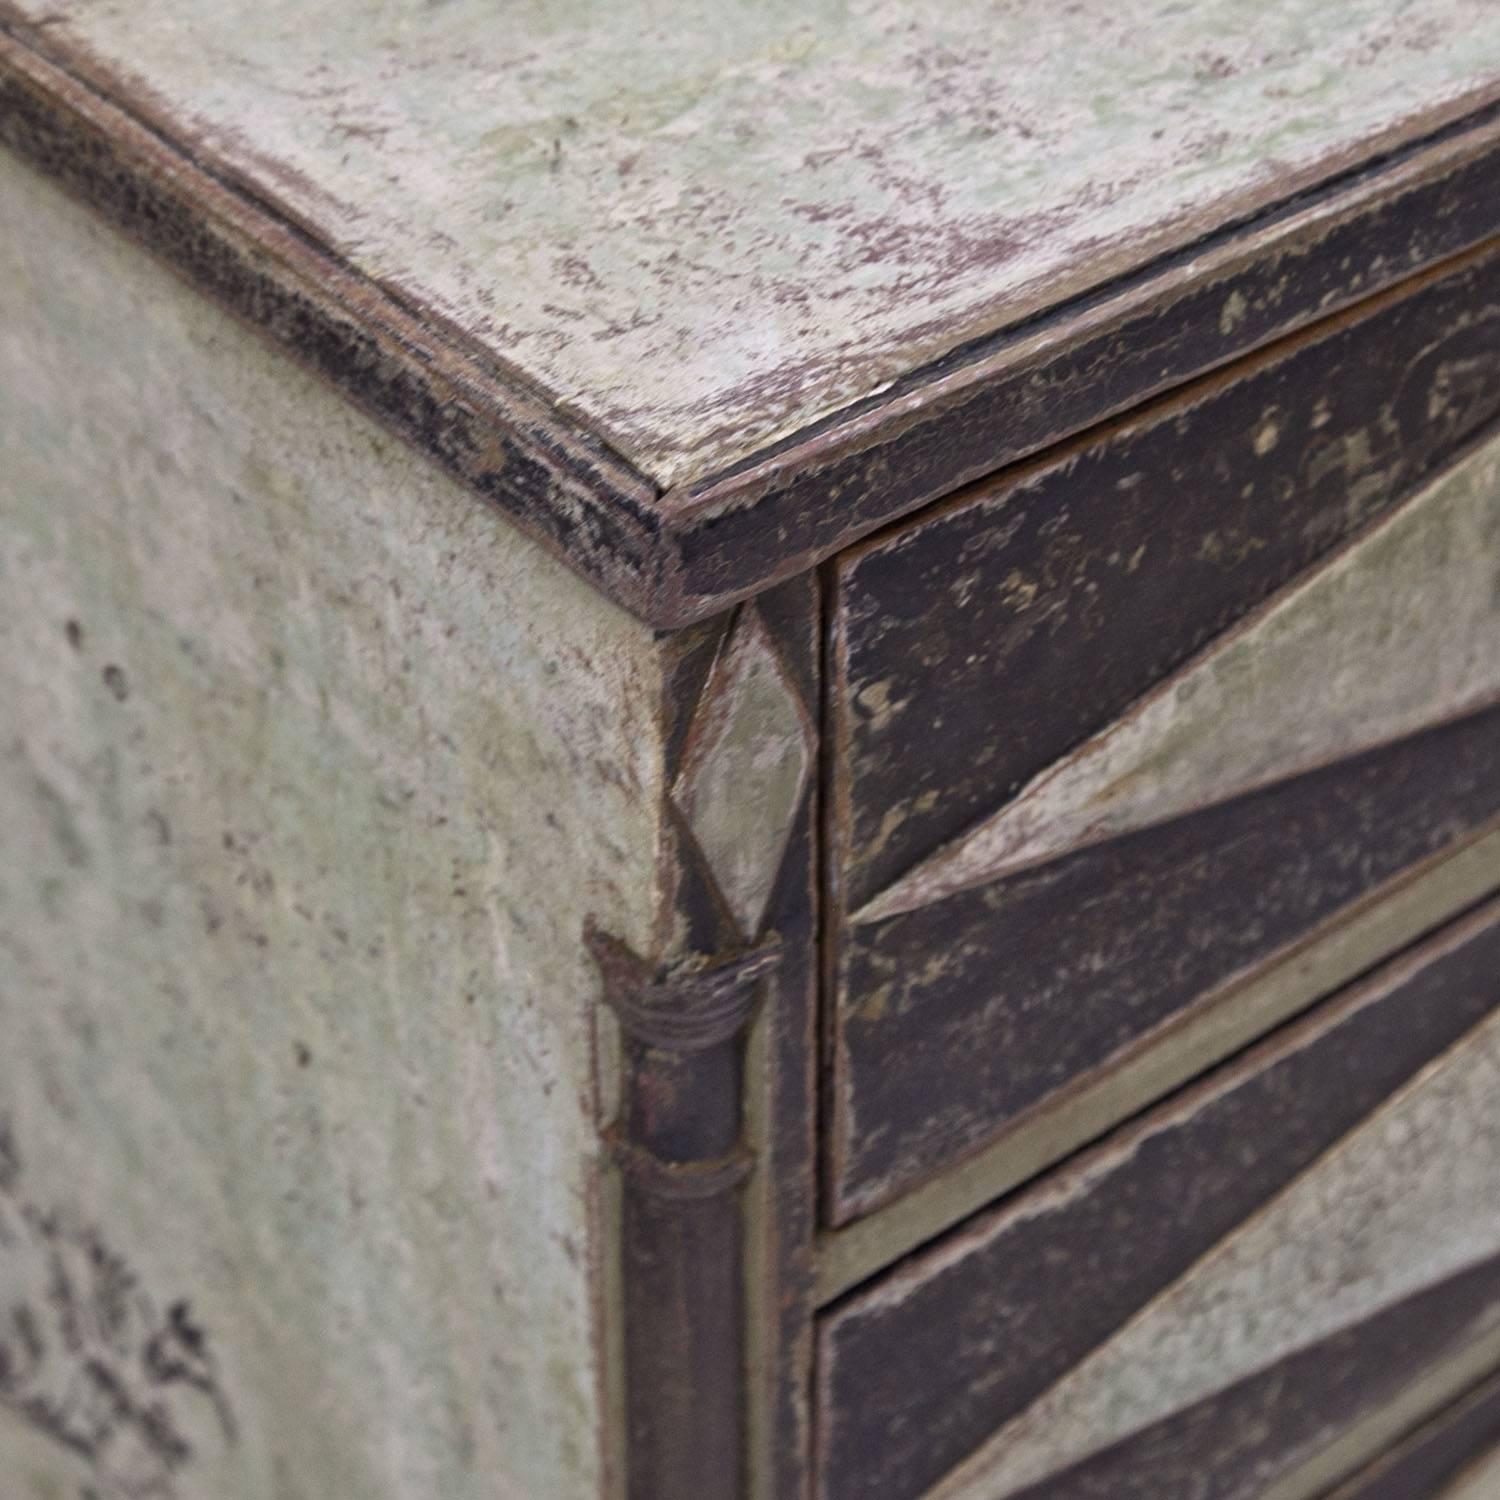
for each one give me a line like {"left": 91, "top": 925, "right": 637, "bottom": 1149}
{"left": 858, "top": 425, "right": 1500, "bottom": 924}
{"left": 4, "top": 0, "right": 1500, "bottom": 486}
{"left": 0, "top": 152, "right": 667, "bottom": 1499}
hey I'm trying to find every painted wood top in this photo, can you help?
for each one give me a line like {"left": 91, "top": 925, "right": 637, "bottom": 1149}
{"left": 4, "top": 1, "right": 1500, "bottom": 618}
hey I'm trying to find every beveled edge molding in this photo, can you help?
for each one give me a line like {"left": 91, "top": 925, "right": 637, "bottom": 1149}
{"left": 587, "top": 923, "right": 781, "bottom": 1500}
{"left": 816, "top": 817, "right": 1500, "bottom": 1305}
{"left": 588, "top": 926, "right": 782, "bottom": 1055}
{"left": 7, "top": 12, "right": 1500, "bottom": 625}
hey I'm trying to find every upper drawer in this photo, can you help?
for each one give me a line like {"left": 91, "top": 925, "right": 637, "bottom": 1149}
{"left": 827, "top": 241, "right": 1500, "bottom": 1224}
{"left": 816, "top": 898, "right": 1500, "bottom": 1500}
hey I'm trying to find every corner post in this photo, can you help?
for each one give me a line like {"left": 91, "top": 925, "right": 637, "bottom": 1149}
{"left": 588, "top": 930, "right": 781, "bottom": 1500}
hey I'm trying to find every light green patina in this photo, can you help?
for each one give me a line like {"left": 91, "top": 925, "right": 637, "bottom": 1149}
{"left": 0, "top": 150, "right": 667, "bottom": 1500}
{"left": 859, "top": 426, "right": 1500, "bottom": 923}
{"left": 3, "top": 0, "right": 1498, "bottom": 482}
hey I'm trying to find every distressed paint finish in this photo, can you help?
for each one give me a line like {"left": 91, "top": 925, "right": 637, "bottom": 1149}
{"left": 817, "top": 901, "right": 1500, "bottom": 1500}
{"left": 981, "top": 1257, "right": 1500, "bottom": 1500}
{"left": 827, "top": 245, "right": 1500, "bottom": 1221}
{"left": 831, "top": 701, "right": 1500, "bottom": 1221}
{"left": 1324, "top": 1370, "right": 1500, "bottom": 1500}
{"left": 929, "top": 995, "right": 1500, "bottom": 1500}
{"left": 862, "top": 427, "right": 1500, "bottom": 923}
{"left": 5, "top": 0, "right": 1498, "bottom": 487}
{"left": 7, "top": 26, "right": 1500, "bottom": 625}
{"left": 588, "top": 578, "right": 822, "bottom": 1500}
{"left": 1440, "top": 1445, "right": 1500, "bottom": 1500}
{"left": 0, "top": 152, "right": 669, "bottom": 1500}
{"left": 672, "top": 608, "right": 814, "bottom": 941}
{"left": 833, "top": 244, "right": 1500, "bottom": 914}
{"left": 818, "top": 821, "right": 1500, "bottom": 1302}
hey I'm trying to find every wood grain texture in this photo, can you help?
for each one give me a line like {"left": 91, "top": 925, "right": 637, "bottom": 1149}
{"left": 5, "top": 12, "right": 1500, "bottom": 622}
{"left": 0, "top": 147, "right": 669, "bottom": 1500}
{"left": 818, "top": 902, "right": 1500, "bottom": 1500}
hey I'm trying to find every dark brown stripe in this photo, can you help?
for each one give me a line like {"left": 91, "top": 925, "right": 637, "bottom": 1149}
{"left": 0, "top": 32, "right": 673, "bottom": 620}
{"left": 668, "top": 111, "right": 1500, "bottom": 622}
{"left": 743, "top": 572, "right": 823, "bottom": 1500}
{"left": 1324, "top": 1368, "right": 1500, "bottom": 1500}
{"left": 817, "top": 900, "right": 1500, "bottom": 1500}
{"left": 833, "top": 246, "right": 1500, "bottom": 907}
{"left": 831, "top": 700, "right": 1500, "bottom": 1222}
{"left": 1004, "top": 1253, "right": 1500, "bottom": 1500}
{"left": 617, "top": 575, "right": 822, "bottom": 1500}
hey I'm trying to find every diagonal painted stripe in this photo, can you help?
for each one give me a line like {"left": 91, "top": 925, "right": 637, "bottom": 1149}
{"left": 934, "top": 1003, "right": 1500, "bottom": 1500}
{"left": 858, "top": 429, "right": 1500, "bottom": 926}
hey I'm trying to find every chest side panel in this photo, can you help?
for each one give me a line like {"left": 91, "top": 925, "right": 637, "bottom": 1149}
{"left": 0, "top": 151, "right": 666, "bottom": 1500}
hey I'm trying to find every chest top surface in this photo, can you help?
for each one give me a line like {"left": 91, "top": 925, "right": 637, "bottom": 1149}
{"left": 9, "top": 0, "right": 1500, "bottom": 477}
{"left": 5, "top": 1, "right": 1500, "bottom": 622}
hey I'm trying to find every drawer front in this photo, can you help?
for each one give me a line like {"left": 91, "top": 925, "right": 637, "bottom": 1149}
{"left": 827, "top": 241, "right": 1500, "bottom": 1222}
{"left": 1323, "top": 1369, "right": 1500, "bottom": 1500}
{"left": 815, "top": 900, "right": 1500, "bottom": 1500}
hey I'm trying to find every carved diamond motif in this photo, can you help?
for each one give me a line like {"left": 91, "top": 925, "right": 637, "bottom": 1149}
{"left": 673, "top": 607, "right": 813, "bottom": 939}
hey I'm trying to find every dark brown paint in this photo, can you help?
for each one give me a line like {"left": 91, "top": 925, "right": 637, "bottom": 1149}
{"left": 1323, "top": 1368, "right": 1500, "bottom": 1500}
{"left": 817, "top": 899, "right": 1500, "bottom": 1500}
{"left": 833, "top": 246, "right": 1500, "bottom": 909}
{"left": 7, "top": 22, "right": 1500, "bottom": 625}
{"left": 830, "top": 703, "right": 1500, "bottom": 1221}
{"left": 1002, "top": 1253, "right": 1500, "bottom": 1500}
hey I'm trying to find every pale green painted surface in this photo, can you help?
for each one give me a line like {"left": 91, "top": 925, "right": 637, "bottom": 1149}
{"left": 0, "top": 150, "right": 666, "bottom": 1500}
{"left": 861, "top": 427, "right": 1500, "bottom": 923}
{"left": 5, "top": 0, "right": 1500, "bottom": 481}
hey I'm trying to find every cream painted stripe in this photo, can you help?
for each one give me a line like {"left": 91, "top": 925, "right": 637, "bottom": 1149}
{"left": 1440, "top": 1443, "right": 1500, "bottom": 1499}
{"left": 927, "top": 1000, "right": 1500, "bottom": 1500}
{"left": 857, "top": 428, "right": 1500, "bottom": 927}
{"left": 818, "top": 820, "right": 1500, "bottom": 1305}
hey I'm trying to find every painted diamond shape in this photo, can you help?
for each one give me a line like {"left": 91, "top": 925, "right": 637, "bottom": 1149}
{"left": 673, "top": 607, "right": 814, "bottom": 939}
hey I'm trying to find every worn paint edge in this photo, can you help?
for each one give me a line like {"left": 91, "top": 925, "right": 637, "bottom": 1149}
{"left": 0, "top": 26, "right": 685, "bottom": 620}
{"left": 6, "top": 20, "right": 1500, "bottom": 626}
{"left": 1255, "top": 1334, "right": 1500, "bottom": 1500}
{"left": 657, "top": 109, "right": 1500, "bottom": 616}
{"left": 917, "top": 994, "right": 1500, "bottom": 1500}
{"left": 815, "top": 817, "right": 1500, "bottom": 1304}
{"left": 1321, "top": 1365, "right": 1500, "bottom": 1500}
{"left": 855, "top": 420, "right": 1500, "bottom": 926}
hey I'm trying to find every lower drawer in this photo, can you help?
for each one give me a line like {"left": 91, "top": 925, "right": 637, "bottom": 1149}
{"left": 815, "top": 895, "right": 1500, "bottom": 1500}
{"left": 1323, "top": 1368, "right": 1500, "bottom": 1500}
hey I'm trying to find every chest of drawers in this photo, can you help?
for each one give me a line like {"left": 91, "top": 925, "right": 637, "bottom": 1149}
{"left": 4, "top": 5, "right": 1500, "bottom": 1498}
